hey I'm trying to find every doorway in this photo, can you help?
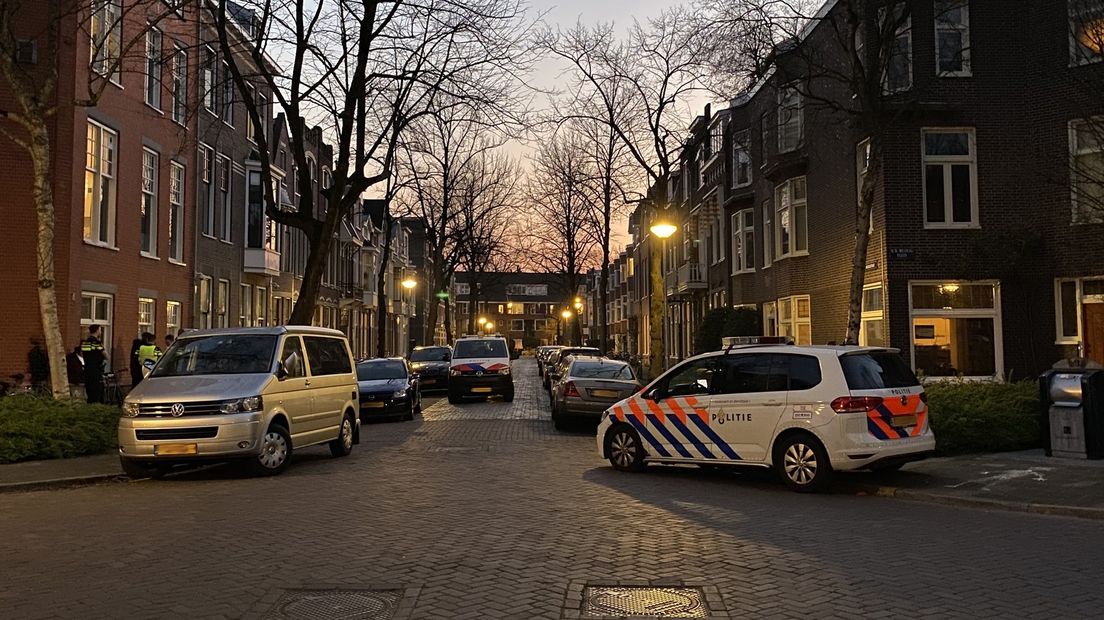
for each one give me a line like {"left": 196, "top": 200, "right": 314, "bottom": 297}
{"left": 1085, "top": 302, "right": 1104, "bottom": 366}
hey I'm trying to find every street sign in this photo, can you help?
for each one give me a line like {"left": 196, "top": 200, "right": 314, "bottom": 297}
{"left": 889, "top": 248, "right": 914, "bottom": 260}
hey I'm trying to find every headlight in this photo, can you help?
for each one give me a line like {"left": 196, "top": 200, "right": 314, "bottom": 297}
{"left": 498, "top": 367, "right": 511, "bottom": 375}
{"left": 122, "top": 402, "right": 140, "bottom": 417}
{"left": 392, "top": 390, "right": 407, "bottom": 399}
{"left": 221, "top": 396, "right": 263, "bottom": 414}
{"left": 449, "top": 368, "right": 461, "bottom": 376}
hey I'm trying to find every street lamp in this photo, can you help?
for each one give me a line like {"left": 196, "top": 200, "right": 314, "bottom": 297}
{"left": 401, "top": 277, "right": 417, "bottom": 290}
{"left": 478, "top": 316, "right": 487, "bottom": 328}
{"left": 485, "top": 321, "right": 495, "bottom": 331}
{"left": 649, "top": 220, "right": 677, "bottom": 379}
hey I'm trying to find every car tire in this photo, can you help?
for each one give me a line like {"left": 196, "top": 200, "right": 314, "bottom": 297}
{"left": 119, "top": 457, "right": 167, "bottom": 480}
{"left": 404, "top": 401, "right": 415, "bottom": 421}
{"left": 448, "top": 388, "right": 462, "bottom": 405}
{"left": 329, "top": 413, "right": 355, "bottom": 458}
{"left": 605, "top": 424, "right": 646, "bottom": 472}
{"left": 774, "top": 433, "right": 833, "bottom": 493}
{"left": 503, "top": 387, "right": 515, "bottom": 402}
{"left": 248, "top": 423, "right": 292, "bottom": 476}
{"left": 414, "top": 394, "right": 422, "bottom": 415}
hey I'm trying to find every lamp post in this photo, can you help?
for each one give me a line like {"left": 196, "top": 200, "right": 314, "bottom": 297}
{"left": 560, "top": 309, "right": 574, "bottom": 346}
{"left": 649, "top": 221, "right": 677, "bottom": 380}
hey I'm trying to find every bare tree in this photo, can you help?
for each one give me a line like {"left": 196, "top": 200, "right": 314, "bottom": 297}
{"left": 207, "top": 0, "right": 534, "bottom": 325}
{"left": 0, "top": 0, "right": 180, "bottom": 399}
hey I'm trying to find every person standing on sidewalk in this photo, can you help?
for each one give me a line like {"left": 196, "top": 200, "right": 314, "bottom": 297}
{"left": 138, "top": 332, "right": 162, "bottom": 378}
{"left": 81, "top": 325, "right": 106, "bottom": 404}
{"left": 129, "top": 338, "right": 144, "bottom": 388}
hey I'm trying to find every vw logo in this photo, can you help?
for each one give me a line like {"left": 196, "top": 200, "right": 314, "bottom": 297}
{"left": 170, "top": 403, "right": 185, "bottom": 417}
{"left": 476, "top": 371, "right": 483, "bottom": 376}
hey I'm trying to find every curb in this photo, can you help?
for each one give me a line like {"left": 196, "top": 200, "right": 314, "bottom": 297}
{"left": 0, "top": 473, "right": 125, "bottom": 494}
{"left": 864, "top": 485, "right": 1104, "bottom": 521}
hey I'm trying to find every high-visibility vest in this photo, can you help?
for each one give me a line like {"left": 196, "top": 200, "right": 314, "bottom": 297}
{"left": 138, "top": 344, "right": 162, "bottom": 375}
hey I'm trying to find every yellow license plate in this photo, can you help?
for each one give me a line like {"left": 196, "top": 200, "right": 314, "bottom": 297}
{"left": 472, "top": 387, "right": 493, "bottom": 393}
{"left": 892, "top": 415, "right": 917, "bottom": 427}
{"left": 156, "top": 443, "right": 197, "bottom": 456}
{"left": 592, "top": 389, "right": 619, "bottom": 398}
{"left": 364, "top": 402, "right": 385, "bottom": 408}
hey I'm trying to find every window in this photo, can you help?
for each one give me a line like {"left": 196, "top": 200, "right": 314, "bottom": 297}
{"left": 935, "top": 1, "right": 971, "bottom": 76}
{"left": 777, "top": 85, "right": 803, "bottom": 153}
{"left": 304, "top": 337, "right": 352, "bottom": 375}
{"left": 511, "top": 319, "right": 525, "bottom": 332}
{"left": 200, "top": 145, "right": 215, "bottom": 237}
{"left": 83, "top": 120, "right": 117, "bottom": 245}
{"left": 140, "top": 148, "right": 158, "bottom": 256}
{"left": 216, "top": 279, "right": 229, "bottom": 328}
{"left": 166, "top": 301, "right": 181, "bottom": 337}
{"left": 774, "top": 177, "right": 808, "bottom": 258}
{"left": 1070, "top": 119, "right": 1104, "bottom": 224}
{"left": 860, "top": 285, "right": 886, "bottom": 347}
{"left": 922, "top": 129, "right": 978, "bottom": 227}
{"left": 219, "top": 156, "right": 232, "bottom": 242}
{"left": 221, "top": 62, "right": 234, "bottom": 125}
{"left": 881, "top": 4, "right": 913, "bottom": 93}
{"left": 718, "top": 354, "right": 776, "bottom": 394}
{"left": 255, "top": 288, "right": 267, "bottom": 326}
{"left": 1070, "top": 0, "right": 1104, "bottom": 65}
{"left": 910, "top": 281, "right": 1001, "bottom": 379}
{"left": 80, "top": 292, "right": 113, "bottom": 362}
{"left": 280, "top": 336, "right": 307, "bottom": 378}
{"left": 247, "top": 169, "right": 266, "bottom": 248}
{"left": 198, "top": 276, "right": 212, "bottom": 329}
{"left": 731, "top": 209, "right": 755, "bottom": 274}
{"left": 661, "top": 357, "right": 720, "bottom": 398}
{"left": 763, "top": 301, "right": 777, "bottom": 337}
{"left": 773, "top": 295, "right": 812, "bottom": 345}
{"left": 708, "top": 122, "right": 723, "bottom": 160}
{"left": 202, "top": 46, "right": 215, "bottom": 111}
{"left": 505, "top": 284, "right": 549, "bottom": 297}
{"left": 144, "top": 27, "right": 162, "bottom": 109}
{"left": 760, "top": 112, "right": 771, "bottom": 161}
{"left": 240, "top": 284, "right": 252, "bottom": 326}
{"left": 256, "top": 93, "right": 269, "bottom": 142}
{"left": 455, "top": 283, "right": 471, "bottom": 296}
{"left": 1056, "top": 279, "right": 1083, "bottom": 344}
{"left": 90, "top": 0, "right": 121, "bottom": 82}
{"left": 761, "top": 199, "right": 772, "bottom": 269}
{"left": 776, "top": 354, "right": 822, "bottom": 390}
{"left": 169, "top": 161, "right": 185, "bottom": 262}
{"left": 171, "top": 46, "right": 187, "bottom": 123}
{"left": 138, "top": 298, "right": 155, "bottom": 336}
{"left": 733, "top": 129, "right": 752, "bottom": 188}
{"left": 841, "top": 352, "right": 920, "bottom": 389}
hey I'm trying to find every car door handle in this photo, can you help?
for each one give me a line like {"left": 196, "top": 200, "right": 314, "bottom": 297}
{"left": 763, "top": 401, "right": 784, "bottom": 406}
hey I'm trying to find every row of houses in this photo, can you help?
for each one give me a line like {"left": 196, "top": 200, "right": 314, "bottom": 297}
{"left": 587, "top": 0, "right": 1104, "bottom": 378}
{"left": 0, "top": 1, "right": 425, "bottom": 383}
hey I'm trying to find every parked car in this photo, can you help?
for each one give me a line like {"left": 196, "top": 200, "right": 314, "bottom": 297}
{"left": 407, "top": 345, "right": 452, "bottom": 392}
{"left": 357, "top": 358, "right": 421, "bottom": 421}
{"left": 536, "top": 345, "right": 563, "bottom": 377}
{"left": 118, "top": 327, "right": 360, "bottom": 478}
{"left": 544, "top": 346, "right": 601, "bottom": 390}
{"left": 597, "top": 343, "right": 936, "bottom": 492}
{"left": 448, "top": 335, "right": 514, "bottom": 403}
{"left": 550, "top": 357, "right": 641, "bottom": 430}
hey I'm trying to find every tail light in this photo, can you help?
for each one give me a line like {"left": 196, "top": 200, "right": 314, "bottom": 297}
{"left": 564, "top": 382, "right": 581, "bottom": 398}
{"left": 830, "top": 396, "right": 883, "bottom": 413}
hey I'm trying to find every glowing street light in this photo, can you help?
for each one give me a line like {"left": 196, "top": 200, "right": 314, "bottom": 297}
{"left": 401, "top": 277, "right": 417, "bottom": 290}
{"left": 485, "top": 321, "right": 495, "bottom": 331}
{"left": 561, "top": 309, "right": 573, "bottom": 320}
{"left": 650, "top": 222, "right": 677, "bottom": 239}
{"left": 477, "top": 316, "right": 487, "bottom": 327}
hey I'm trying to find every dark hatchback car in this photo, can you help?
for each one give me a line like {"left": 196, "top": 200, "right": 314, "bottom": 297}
{"left": 407, "top": 345, "right": 452, "bottom": 392}
{"left": 356, "top": 358, "right": 421, "bottom": 422}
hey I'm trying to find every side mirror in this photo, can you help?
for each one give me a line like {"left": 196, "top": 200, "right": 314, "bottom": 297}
{"left": 643, "top": 388, "right": 664, "bottom": 402}
{"left": 275, "top": 361, "right": 288, "bottom": 381}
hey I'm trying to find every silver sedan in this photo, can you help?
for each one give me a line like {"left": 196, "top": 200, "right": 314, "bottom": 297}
{"left": 550, "top": 357, "right": 640, "bottom": 431}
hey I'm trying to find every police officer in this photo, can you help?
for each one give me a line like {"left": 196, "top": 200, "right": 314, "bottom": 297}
{"left": 137, "top": 332, "right": 162, "bottom": 378}
{"left": 81, "top": 325, "right": 106, "bottom": 404}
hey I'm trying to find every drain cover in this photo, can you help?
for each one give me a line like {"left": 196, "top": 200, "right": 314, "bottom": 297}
{"left": 265, "top": 589, "right": 401, "bottom": 620}
{"left": 581, "top": 586, "right": 708, "bottom": 618}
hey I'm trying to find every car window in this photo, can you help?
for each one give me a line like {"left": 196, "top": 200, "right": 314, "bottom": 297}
{"left": 152, "top": 334, "right": 277, "bottom": 377}
{"left": 718, "top": 354, "right": 774, "bottom": 394}
{"left": 280, "top": 336, "right": 306, "bottom": 378}
{"left": 304, "top": 337, "right": 352, "bottom": 376}
{"left": 841, "top": 351, "right": 920, "bottom": 389}
{"left": 570, "top": 361, "right": 634, "bottom": 380}
{"left": 357, "top": 360, "right": 407, "bottom": 380}
{"left": 775, "top": 354, "right": 822, "bottom": 390}
{"left": 454, "top": 339, "right": 508, "bottom": 359}
{"left": 410, "top": 347, "right": 450, "bottom": 362}
{"left": 663, "top": 358, "right": 719, "bottom": 397}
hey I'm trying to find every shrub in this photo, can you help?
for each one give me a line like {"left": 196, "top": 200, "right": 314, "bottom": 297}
{"left": 694, "top": 307, "right": 761, "bottom": 354}
{"left": 0, "top": 396, "right": 121, "bottom": 464}
{"left": 925, "top": 380, "right": 1040, "bottom": 455}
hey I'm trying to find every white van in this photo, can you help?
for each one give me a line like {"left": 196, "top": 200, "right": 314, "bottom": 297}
{"left": 448, "top": 335, "right": 514, "bottom": 403}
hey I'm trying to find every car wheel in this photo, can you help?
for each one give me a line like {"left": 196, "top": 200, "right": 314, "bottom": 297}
{"left": 448, "top": 387, "right": 462, "bottom": 405}
{"left": 414, "top": 394, "right": 422, "bottom": 415}
{"left": 774, "top": 433, "right": 833, "bottom": 493}
{"left": 119, "top": 457, "right": 167, "bottom": 480}
{"left": 249, "top": 423, "right": 292, "bottom": 476}
{"left": 503, "top": 387, "right": 515, "bottom": 402}
{"left": 329, "top": 413, "right": 355, "bottom": 457}
{"left": 605, "top": 424, "right": 646, "bottom": 472}
{"left": 404, "top": 401, "right": 415, "bottom": 421}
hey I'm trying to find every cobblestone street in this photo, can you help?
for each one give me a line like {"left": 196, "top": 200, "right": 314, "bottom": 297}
{"left": 2, "top": 359, "right": 1103, "bottom": 619}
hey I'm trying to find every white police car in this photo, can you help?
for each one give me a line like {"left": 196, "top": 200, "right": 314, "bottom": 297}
{"left": 596, "top": 339, "right": 936, "bottom": 492}
{"left": 447, "top": 335, "right": 514, "bottom": 403}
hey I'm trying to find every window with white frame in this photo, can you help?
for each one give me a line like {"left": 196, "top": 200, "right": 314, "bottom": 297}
{"left": 90, "top": 0, "right": 121, "bottom": 82}
{"left": 709, "top": 122, "right": 723, "bottom": 160}
{"left": 881, "top": 3, "right": 913, "bottom": 93}
{"left": 860, "top": 285, "right": 886, "bottom": 346}
{"left": 923, "top": 129, "right": 978, "bottom": 227}
{"left": 761, "top": 199, "right": 773, "bottom": 269}
{"left": 141, "top": 148, "right": 158, "bottom": 256}
{"left": 731, "top": 209, "right": 755, "bottom": 274}
{"left": 169, "top": 161, "right": 184, "bottom": 262}
{"left": 1070, "top": 0, "right": 1104, "bottom": 65}
{"left": 733, "top": 129, "right": 752, "bottom": 188}
{"left": 254, "top": 287, "right": 267, "bottom": 326}
{"left": 935, "top": 1, "right": 971, "bottom": 76}
{"left": 171, "top": 46, "right": 187, "bottom": 124}
{"left": 245, "top": 83, "right": 256, "bottom": 142}
{"left": 710, "top": 217, "right": 724, "bottom": 265}
{"left": 138, "top": 297, "right": 155, "bottom": 336}
{"left": 81, "top": 292, "right": 113, "bottom": 362}
{"left": 219, "top": 156, "right": 232, "bottom": 242}
{"left": 774, "top": 177, "right": 808, "bottom": 258}
{"left": 777, "top": 85, "right": 803, "bottom": 153}
{"left": 910, "top": 281, "right": 1000, "bottom": 378}
{"left": 240, "top": 284, "right": 252, "bottom": 327}
{"left": 84, "top": 120, "right": 117, "bottom": 246}
{"left": 1070, "top": 119, "right": 1104, "bottom": 224}
{"left": 202, "top": 46, "right": 215, "bottom": 111}
{"left": 144, "top": 27, "right": 162, "bottom": 109}
{"left": 774, "top": 295, "right": 812, "bottom": 345}
{"left": 200, "top": 145, "right": 215, "bottom": 237}
{"left": 762, "top": 301, "right": 777, "bottom": 338}
{"left": 166, "top": 300, "right": 181, "bottom": 337}
{"left": 221, "top": 62, "right": 234, "bottom": 125}
{"left": 216, "top": 279, "right": 230, "bottom": 327}
{"left": 1055, "top": 279, "right": 1083, "bottom": 344}
{"left": 197, "top": 276, "right": 212, "bottom": 329}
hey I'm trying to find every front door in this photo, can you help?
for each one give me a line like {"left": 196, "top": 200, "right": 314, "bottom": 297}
{"left": 648, "top": 357, "right": 722, "bottom": 460}
{"left": 710, "top": 353, "right": 789, "bottom": 462}
{"left": 1084, "top": 303, "right": 1104, "bottom": 366}
{"left": 303, "top": 336, "right": 354, "bottom": 443}
{"left": 270, "top": 336, "right": 313, "bottom": 440}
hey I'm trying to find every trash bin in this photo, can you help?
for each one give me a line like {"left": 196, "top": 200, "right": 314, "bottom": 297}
{"left": 1040, "top": 368, "right": 1104, "bottom": 459}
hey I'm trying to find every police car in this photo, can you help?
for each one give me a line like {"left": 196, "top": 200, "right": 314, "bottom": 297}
{"left": 447, "top": 335, "right": 514, "bottom": 403}
{"left": 596, "top": 338, "right": 936, "bottom": 492}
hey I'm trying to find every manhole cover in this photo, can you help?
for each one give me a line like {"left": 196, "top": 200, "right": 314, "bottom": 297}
{"left": 581, "top": 586, "right": 708, "bottom": 618}
{"left": 266, "top": 589, "right": 401, "bottom": 620}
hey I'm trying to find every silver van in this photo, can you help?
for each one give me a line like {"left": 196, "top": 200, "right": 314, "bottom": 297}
{"left": 118, "top": 326, "right": 360, "bottom": 477}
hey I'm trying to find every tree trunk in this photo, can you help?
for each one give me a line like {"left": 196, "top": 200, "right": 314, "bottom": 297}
{"left": 845, "top": 144, "right": 883, "bottom": 344}
{"left": 28, "top": 118, "right": 69, "bottom": 399}
{"left": 649, "top": 238, "right": 665, "bottom": 380}
{"left": 376, "top": 213, "right": 393, "bottom": 357}
{"left": 289, "top": 224, "right": 332, "bottom": 325}
{"left": 443, "top": 297, "right": 453, "bottom": 344}
{"left": 467, "top": 282, "right": 478, "bottom": 334}
{"left": 598, "top": 258, "right": 610, "bottom": 353}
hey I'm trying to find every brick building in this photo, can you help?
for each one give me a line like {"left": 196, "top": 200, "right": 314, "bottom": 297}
{"left": 451, "top": 272, "right": 584, "bottom": 349}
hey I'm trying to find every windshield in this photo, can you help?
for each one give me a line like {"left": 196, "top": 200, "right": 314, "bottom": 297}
{"left": 841, "top": 351, "right": 921, "bottom": 389}
{"left": 453, "top": 339, "right": 508, "bottom": 359}
{"left": 571, "top": 361, "right": 634, "bottom": 380}
{"left": 357, "top": 361, "right": 407, "bottom": 381}
{"left": 151, "top": 335, "right": 277, "bottom": 377}
{"left": 410, "top": 347, "right": 450, "bottom": 362}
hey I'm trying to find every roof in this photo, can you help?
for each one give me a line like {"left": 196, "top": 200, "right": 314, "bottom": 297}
{"left": 178, "top": 326, "right": 346, "bottom": 338}
{"left": 690, "top": 345, "right": 901, "bottom": 360}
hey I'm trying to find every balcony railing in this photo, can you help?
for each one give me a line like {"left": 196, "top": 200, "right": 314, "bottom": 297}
{"left": 677, "top": 262, "right": 706, "bottom": 293}
{"left": 243, "top": 248, "right": 280, "bottom": 276}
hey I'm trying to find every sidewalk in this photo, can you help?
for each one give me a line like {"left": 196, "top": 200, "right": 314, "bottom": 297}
{"left": 848, "top": 449, "right": 1104, "bottom": 520}
{"left": 0, "top": 453, "right": 122, "bottom": 492}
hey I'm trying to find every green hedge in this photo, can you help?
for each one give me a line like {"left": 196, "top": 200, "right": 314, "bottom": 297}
{"left": 925, "top": 381, "right": 1041, "bottom": 455}
{"left": 0, "top": 396, "right": 121, "bottom": 464}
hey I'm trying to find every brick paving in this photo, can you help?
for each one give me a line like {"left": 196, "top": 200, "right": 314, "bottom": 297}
{"left": 1, "top": 359, "right": 1103, "bottom": 618}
